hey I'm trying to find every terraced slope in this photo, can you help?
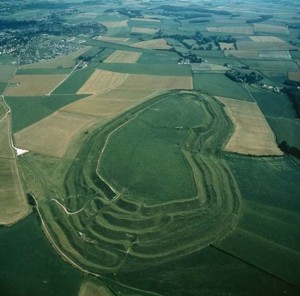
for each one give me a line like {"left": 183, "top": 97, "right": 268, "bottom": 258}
{"left": 23, "top": 91, "right": 243, "bottom": 276}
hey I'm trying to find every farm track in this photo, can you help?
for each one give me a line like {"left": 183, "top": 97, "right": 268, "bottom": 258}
{"left": 24, "top": 91, "right": 243, "bottom": 277}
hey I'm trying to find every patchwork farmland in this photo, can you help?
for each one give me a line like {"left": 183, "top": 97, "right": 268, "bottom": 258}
{"left": 1, "top": 0, "right": 300, "bottom": 295}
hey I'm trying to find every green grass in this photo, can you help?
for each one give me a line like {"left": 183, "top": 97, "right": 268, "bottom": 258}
{"left": 0, "top": 82, "right": 7, "bottom": 95}
{"left": 98, "top": 63, "right": 191, "bottom": 76}
{"left": 243, "top": 59, "right": 299, "bottom": 71}
{"left": 5, "top": 94, "right": 88, "bottom": 133}
{"left": 137, "top": 51, "right": 180, "bottom": 64}
{"left": 248, "top": 87, "right": 300, "bottom": 147}
{"left": 267, "top": 117, "right": 300, "bottom": 148}
{"left": 0, "top": 214, "right": 83, "bottom": 296}
{"left": 16, "top": 68, "right": 72, "bottom": 75}
{"left": 52, "top": 67, "right": 95, "bottom": 95}
{"left": 193, "top": 73, "right": 254, "bottom": 101}
{"left": 100, "top": 96, "right": 205, "bottom": 201}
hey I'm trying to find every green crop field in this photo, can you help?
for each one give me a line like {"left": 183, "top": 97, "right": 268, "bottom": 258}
{"left": 52, "top": 67, "right": 95, "bottom": 95}
{"left": 193, "top": 73, "right": 254, "bottom": 101}
{"left": 6, "top": 94, "right": 88, "bottom": 133}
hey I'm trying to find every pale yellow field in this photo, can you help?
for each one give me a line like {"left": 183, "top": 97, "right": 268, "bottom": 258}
{"left": 254, "top": 24, "right": 289, "bottom": 34}
{"left": 5, "top": 74, "right": 67, "bottom": 96}
{"left": 118, "top": 74, "right": 193, "bottom": 90}
{"left": 191, "top": 63, "right": 228, "bottom": 72}
{"left": 216, "top": 96, "right": 283, "bottom": 156}
{"left": 78, "top": 281, "right": 114, "bottom": 296}
{"left": 259, "top": 51, "right": 291, "bottom": 59}
{"left": 78, "top": 69, "right": 128, "bottom": 94}
{"left": 249, "top": 36, "right": 286, "bottom": 43}
{"left": 132, "top": 27, "right": 159, "bottom": 34}
{"left": 104, "top": 50, "right": 142, "bottom": 63}
{"left": 0, "top": 114, "right": 15, "bottom": 159}
{"left": 207, "top": 26, "right": 253, "bottom": 34}
{"left": 131, "top": 17, "right": 160, "bottom": 22}
{"left": 97, "top": 36, "right": 130, "bottom": 43}
{"left": 19, "top": 47, "right": 91, "bottom": 69}
{"left": 288, "top": 72, "right": 300, "bottom": 82}
{"left": 101, "top": 20, "right": 128, "bottom": 27}
{"left": 0, "top": 158, "right": 30, "bottom": 225}
{"left": 219, "top": 42, "right": 236, "bottom": 50}
{"left": 14, "top": 111, "right": 97, "bottom": 157}
{"left": 63, "top": 89, "right": 155, "bottom": 117}
{"left": 132, "top": 38, "right": 172, "bottom": 50}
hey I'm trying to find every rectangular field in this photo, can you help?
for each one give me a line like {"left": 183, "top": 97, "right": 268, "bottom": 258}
{"left": 5, "top": 74, "right": 67, "bottom": 96}
{"left": 14, "top": 111, "right": 97, "bottom": 157}
{"left": 249, "top": 36, "right": 286, "bottom": 43}
{"left": 104, "top": 50, "right": 142, "bottom": 63}
{"left": 219, "top": 42, "right": 236, "bottom": 50}
{"left": 132, "top": 38, "right": 172, "bottom": 50}
{"left": 0, "top": 114, "right": 15, "bottom": 159}
{"left": 236, "top": 41, "right": 295, "bottom": 51}
{"left": 254, "top": 24, "right": 289, "bottom": 34}
{"left": 78, "top": 69, "right": 128, "bottom": 94}
{"left": 288, "top": 72, "right": 300, "bottom": 82}
{"left": 193, "top": 73, "right": 253, "bottom": 101}
{"left": 0, "top": 158, "right": 30, "bottom": 225}
{"left": 216, "top": 96, "right": 283, "bottom": 156}
{"left": 101, "top": 20, "right": 128, "bottom": 27}
{"left": 207, "top": 26, "right": 253, "bottom": 34}
{"left": 63, "top": 89, "right": 155, "bottom": 118}
{"left": 132, "top": 27, "right": 159, "bottom": 35}
{"left": 118, "top": 74, "right": 193, "bottom": 90}
{"left": 259, "top": 51, "right": 291, "bottom": 59}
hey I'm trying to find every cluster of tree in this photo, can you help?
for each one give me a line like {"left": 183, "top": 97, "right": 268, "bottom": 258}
{"left": 281, "top": 87, "right": 300, "bottom": 118}
{"left": 246, "top": 14, "right": 273, "bottom": 23}
{"left": 225, "top": 70, "right": 263, "bottom": 84}
{"left": 279, "top": 141, "right": 300, "bottom": 159}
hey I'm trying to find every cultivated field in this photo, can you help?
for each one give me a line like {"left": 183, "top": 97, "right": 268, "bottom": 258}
{"left": 132, "top": 27, "right": 159, "bottom": 35}
{"left": 259, "top": 51, "right": 291, "bottom": 59}
{"left": 63, "top": 89, "right": 155, "bottom": 117}
{"left": 288, "top": 72, "right": 300, "bottom": 82}
{"left": 216, "top": 96, "right": 283, "bottom": 155}
{"left": 132, "top": 38, "right": 172, "bottom": 50}
{"left": 192, "top": 63, "right": 228, "bottom": 73}
{"left": 236, "top": 41, "right": 295, "bottom": 51}
{"left": 104, "top": 50, "right": 142, "bottom": 63}
{"left": 119, "top": 74, "right": 193, "bottom": 90}
{"left": 5, "top": 74, "right": 67, "bottom": 96}
{"left": 14, "top": 111, "right": 97, "bottom": 157}
{"left": 254, "top": 24, "right": 289, "bottom": 34}
{"left": 78, "top": 69, "right": 128, "bottom": 94}
{"left": 131, "top": 17, "right": 160, "bottom": 22}
{"left": 0, "top": 114, "right": 15, "bottom": 159}
{"left": 224, "top": 50, "right": 259, "bottom": 58}
{"left": 97, "top": 36, "right": 130, "bottom": 43}
{"left": 101, "top": 20, "right": 128, "bottom": 28}
{"left": 219, "top": 42, "right": 236, "bottom": 50}
{"left": 78, "top": 281, "right": 114, "bottom": 296}
{"left": 0, "top": 159, "right": 30, "bottom": 225}
{"left": 207, "top": 26, "right": 253, "bottom": 34}
{"left": 249, "top": 36, "right": 286, "bottom": 43}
